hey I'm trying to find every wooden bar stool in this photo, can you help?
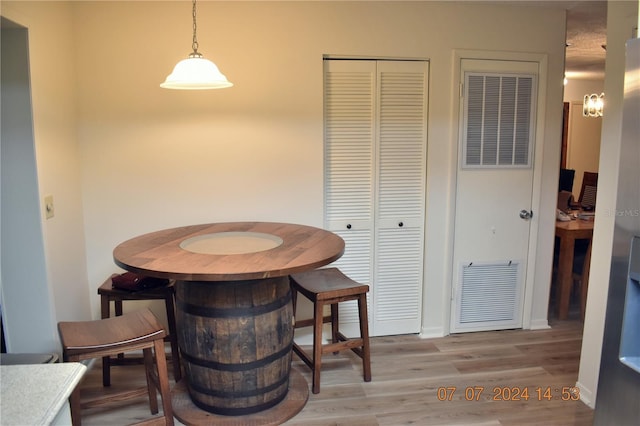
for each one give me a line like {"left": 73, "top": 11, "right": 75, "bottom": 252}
{"left": 58, "top": 308, "right": 174, "bottom": 426}
{"left": 289, "top": 267, "right": 372, "bottom": 394}
{"left": 98, "top": 274, "right": 182, "bottom": 384}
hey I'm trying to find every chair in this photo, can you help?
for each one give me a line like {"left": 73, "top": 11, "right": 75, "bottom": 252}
{"left": 289, "top": 267, "right": 371, "bottom": 394}
{"left": 98, "top": 274, "right": 181, "bottom": 384}
{"left": 558, "top": 168, "right": 575, "bottom": 193}
{"left": 578, "top": 171, "right": 598, "bottom": 209}
{"left": 58, "top": 308, "right": 174, "bottom": 426}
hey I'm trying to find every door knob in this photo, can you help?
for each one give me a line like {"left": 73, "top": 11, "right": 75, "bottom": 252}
{"left": 519, "top": 209, "right": 533, "bottom": 220}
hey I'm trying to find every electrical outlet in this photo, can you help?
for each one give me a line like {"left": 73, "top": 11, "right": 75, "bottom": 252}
{"left": 44, "top": 195, "right": 54, "bottom": 219}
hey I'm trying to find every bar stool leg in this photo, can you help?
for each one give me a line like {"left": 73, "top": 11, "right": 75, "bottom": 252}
{"left": 100, "top": 296, "right": 111, "bottom": 387}
{"left": 67, "top": 353, "right": 82, "bottom": 426}
{"left": 358, "top": 293, "right": 372, "bottom": 382}
{"left": 312, "top": 300, "right": 325, "bottom": 394}
{"left": 164, "top": 293, "right": 182, "bottom": 381}
{"left": 114, "top": 300, "right": 124, "bottom": 361}
{"left": 69, "top": 386, "right": 82, "bottom": 426}
{"left": 142, "top": 348, "right": 159, "bottom": 414}
{"left": 102, "top": 299, "right": 127, "bottom": 387}
{"left": 291, "top": 285, "right": 298, "bottom": 315}
{"left": 154, "top": 339, "right": 174, "bottom": 425}
{"left": 330, "top": 303, "right": 340, "bottom": 354}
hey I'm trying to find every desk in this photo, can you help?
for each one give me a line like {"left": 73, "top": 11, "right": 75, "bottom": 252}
{"left": 113, "top": 222, "right": 344, "bottom": 425}
{"left": 555, "top": 219, "right": 594, "bottom": 320}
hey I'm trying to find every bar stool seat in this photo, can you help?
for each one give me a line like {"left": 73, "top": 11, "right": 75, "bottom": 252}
{"left": 289, "top": 267, "right": 372, "bottom": 394}
{"left": 98, "top": 274, "right": 181, "bottom": 384}
{"left": 58, "top": 308, "right": 174, "bottom": 426}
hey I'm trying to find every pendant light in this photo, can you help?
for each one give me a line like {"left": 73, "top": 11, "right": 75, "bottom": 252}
{"left": 161, "top": 0, "right": 233, "bottom": 90}
{"left": 583, "top": 93, "right": 604, "bottom": 117}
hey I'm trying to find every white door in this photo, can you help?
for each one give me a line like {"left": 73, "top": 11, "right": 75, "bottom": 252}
{"left": 324, "top": 59, "right": 428, "bottom": 337}
{"left": 451, "top": 59, "right": 539, "bottom": 333}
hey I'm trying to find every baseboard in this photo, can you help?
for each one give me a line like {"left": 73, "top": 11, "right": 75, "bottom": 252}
{"left": 575, "top": 380, "right": 596, "bottom": 408}
{"left": 419, "top": 326, "right": 445, "bottom": 338}
{"left": 529, "top": 318, "right": 550, "bottom": 330}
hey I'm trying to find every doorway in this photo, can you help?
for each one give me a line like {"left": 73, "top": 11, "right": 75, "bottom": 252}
{"left": 1, "top": 16, "right": 56, "bottom": 352}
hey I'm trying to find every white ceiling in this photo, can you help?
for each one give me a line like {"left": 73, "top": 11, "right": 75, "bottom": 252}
{"left": 483, "top": 0, "right": 608, "bottom": 80}
{"left": 564, "top": 0, "right": 607, "bottom": 80}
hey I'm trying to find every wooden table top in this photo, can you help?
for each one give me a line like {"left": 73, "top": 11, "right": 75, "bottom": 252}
{"left": 555, "top": 218, "right": 594, "bottom": 237}
{"left": 113, "top": 222, "right": 345, "bottom": 281}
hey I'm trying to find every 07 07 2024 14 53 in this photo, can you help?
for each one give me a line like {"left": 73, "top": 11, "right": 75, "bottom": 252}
{"left": 436, "top": 385, "right": 581, "bottom": 402}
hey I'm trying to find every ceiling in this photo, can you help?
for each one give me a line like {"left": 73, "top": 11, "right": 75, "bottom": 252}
{"left": 2, "top": 1, "right": 611, "bottom": 81}
{"left": 485, "top": 0, "right": 607, "bottom": 80}
{"left": 564, "top": 1, "right": 607, "bottom": 80}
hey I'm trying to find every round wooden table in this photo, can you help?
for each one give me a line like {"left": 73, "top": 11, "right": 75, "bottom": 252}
{"left": 113, "top": 222, "right": 344, "bottom": 425}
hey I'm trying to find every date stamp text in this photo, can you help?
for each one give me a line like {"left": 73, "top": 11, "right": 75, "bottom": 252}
{"left": 436, "top": 386, "right": 580, "bottom": 402}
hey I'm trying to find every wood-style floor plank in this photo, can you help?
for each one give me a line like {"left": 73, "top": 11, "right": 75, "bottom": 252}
{"left": 79, "top": 319, "right": 593, "bottom": 425}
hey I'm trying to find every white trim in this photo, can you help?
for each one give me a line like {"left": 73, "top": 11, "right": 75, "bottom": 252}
{"left": 419, "top": 326, "right": 445, "bottom": 339}
{"left": 528, "top": 318, "right": 550, "bottom": 330}
{"left": 323, "top": 54, "right": 430, "bottom": 62}
{"left": 575, "top": 380, "right": 596, "bottom": 409}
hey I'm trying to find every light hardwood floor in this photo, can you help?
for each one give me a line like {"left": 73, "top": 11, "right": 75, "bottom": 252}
{"left": 80, "top": 318, "right": 593, "bottom": 425}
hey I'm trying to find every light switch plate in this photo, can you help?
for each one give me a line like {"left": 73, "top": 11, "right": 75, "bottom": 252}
{"left": 44, "top": 195, "right": 54, "bottom": 219}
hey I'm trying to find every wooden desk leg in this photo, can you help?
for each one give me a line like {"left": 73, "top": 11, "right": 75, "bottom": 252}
{"left": 556, "top": 235, "right": 575, "bottom": 320}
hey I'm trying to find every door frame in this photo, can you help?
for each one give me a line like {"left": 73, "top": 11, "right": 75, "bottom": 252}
{"left": 1, "top": 17, "right": 57, "bottom": 352}
{"left": 446, "top": 49, "right": 549, "bottom": 334}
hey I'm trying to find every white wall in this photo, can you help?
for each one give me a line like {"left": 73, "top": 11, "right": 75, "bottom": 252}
{"left": 26, "top": 2, "right": 91, "bottom": 325}
{"left": 67, "top": 1, "right": 566, "bottom": 333}
{"left": 577, "top": 0, "right": 639, "bottom": 408}
{"left": 564, "top": 78, "right": 605, "bottom": 103}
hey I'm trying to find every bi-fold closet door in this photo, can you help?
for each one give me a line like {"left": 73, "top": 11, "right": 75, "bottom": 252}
{"left": 323, "top": 59, "right": 428, "bottom": 337}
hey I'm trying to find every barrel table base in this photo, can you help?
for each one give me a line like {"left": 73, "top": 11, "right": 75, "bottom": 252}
{"left": 172, "top": 368, "right": 309, "bottom": 425}
{"left": 176, "top": 277, "right": 294, "bottom": 414}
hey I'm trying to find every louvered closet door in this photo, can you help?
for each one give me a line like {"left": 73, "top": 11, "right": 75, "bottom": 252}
{"left": 324, "top": 60, "right": 376, "bottom": 335}
{"left": 373, "top": 61, "right": 427, "bottom": 336}
{"left": 324, "top": 59, "right": 427, "bottom": 337}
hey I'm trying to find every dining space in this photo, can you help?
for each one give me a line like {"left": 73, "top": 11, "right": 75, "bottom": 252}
{"left": 552, "top": 169, "right": 598, "bottom": 321}
{"left": 39, "top": 174, "right": 599, "bottom": 425}
{"left": 36, "top": 206, "right": 596, "bottom": 425}
{"left": 53, "top": 221, "right": 373, "bottom": 426}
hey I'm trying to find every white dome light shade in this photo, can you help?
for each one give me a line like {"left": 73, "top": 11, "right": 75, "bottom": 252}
{"left": 160, "top": 54, "right": 233, "bottom": 90}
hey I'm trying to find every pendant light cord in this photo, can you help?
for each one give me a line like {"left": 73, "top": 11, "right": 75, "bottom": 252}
{"left": 191, "top": 0, "right": 200, "bottom": 56}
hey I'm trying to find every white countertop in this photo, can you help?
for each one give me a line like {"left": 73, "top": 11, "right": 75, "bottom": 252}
{"left": 1, "top": 362, "right": 86, "bottom": 425}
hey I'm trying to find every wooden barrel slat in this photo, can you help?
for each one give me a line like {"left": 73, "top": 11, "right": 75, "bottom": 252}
{"left": 176, "top": 277, "right": 293, "bottom": 415}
